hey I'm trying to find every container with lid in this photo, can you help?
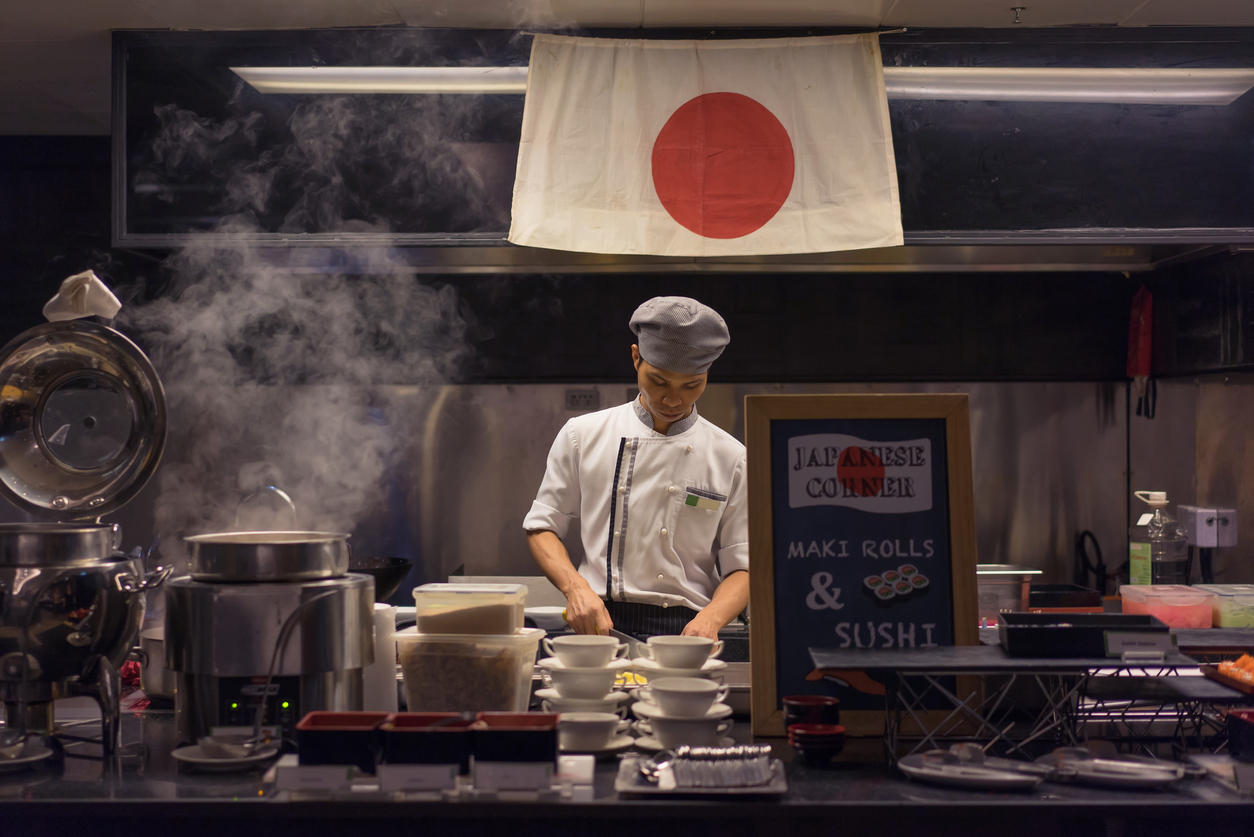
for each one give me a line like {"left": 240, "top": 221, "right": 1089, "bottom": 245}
{"left": 1192, "top": 584, "right": 1254, "bottom": 628}
{"left": 396, "top": 626, "right": 543, "bottom": 713}
{"left": 1120, "top": 584, "right": 1214, "bottom": 629}
{"left": 976, "top": 564, "right": 1043, "bottom": 626}
{"left": 412, "top": 583, "right": 527, "bottom": 634}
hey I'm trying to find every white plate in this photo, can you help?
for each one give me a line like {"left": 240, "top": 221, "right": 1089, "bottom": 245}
{"left": 898, "top": 754, "right": 1042, "bottom": 790}
{"left": 632, "top": 700, "right": 733, "bottom": 721}
{"left": 538, "top": 657, "right": 634, "bottom": 673}
{"left": 525, "top": 606, "right": 568, "bottom": 630}
{"left": 629, "top": 658, "right": 728, "bottom": 676}
{"left": 0, "top": 740, "right": 53, "bottom": 773}
{"left": 1066, "top": 761, "right": 1182, "bottom": 789}
{"left": 635, "top": 736, "right": 736, "bottom": 752}
{"left": 535, "top": 688, "right": 629, "bottom": 705}
{"left": 559, "top": 735, "right": 636, "bottom": 755}
{"left": 172, "top": 743, "right": 281, "bottom": 773}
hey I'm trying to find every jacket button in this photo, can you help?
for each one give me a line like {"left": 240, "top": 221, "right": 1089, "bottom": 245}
{"left": 662, "top": 602, "right": 669, "bottom": 608}
{"left": 614, "top": 530, "right": 620, "bottom": 537}
{"left": 657, "top": 573, "right": 664, "bottom": 579}
{"left": 686, "top": 445, "right": 694, "bottom": 453}
{"left": 668, "top": 485, "right": 675, "bottom": 493}
{"left": 660, "top": 528, "right": 668, "bottom": 535}
{"left": 619, "top": 486, "right": 626, "bottom": 493}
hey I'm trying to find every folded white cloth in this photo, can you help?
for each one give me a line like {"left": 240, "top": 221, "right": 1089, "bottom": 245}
{"left": 42, "top": 270, "right": 122, "bottom": 322}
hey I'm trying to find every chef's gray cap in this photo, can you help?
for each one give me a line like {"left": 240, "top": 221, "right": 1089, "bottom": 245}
{"left": 629, "top": 297, "right": 730, "bottom": 374}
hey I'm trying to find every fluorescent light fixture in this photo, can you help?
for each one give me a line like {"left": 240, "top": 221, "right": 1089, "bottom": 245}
{"left": 231, "top": 66, "right": 529, "bottom": 94}
{"left": 884, "top": 67, "right": 1254, "bottom": 106}
{"left": 231, "top": 65, "right": 1254, "bottom": 105}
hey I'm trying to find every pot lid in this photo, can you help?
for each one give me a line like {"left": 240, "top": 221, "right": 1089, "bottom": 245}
{"left": 0, "top": 320, "right": 166, "bottom": 519}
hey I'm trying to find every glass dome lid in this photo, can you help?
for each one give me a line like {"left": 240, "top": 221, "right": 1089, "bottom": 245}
{"left": 0, "top": 320, "right": 166, "bottom": 520}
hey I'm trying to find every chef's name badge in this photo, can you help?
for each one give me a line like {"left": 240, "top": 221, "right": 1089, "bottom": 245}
{"left": 787, "top": 434, "right": 933, "bottom": 513}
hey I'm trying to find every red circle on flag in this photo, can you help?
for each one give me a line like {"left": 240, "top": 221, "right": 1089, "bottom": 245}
{"left": 836, "top": 447, "right": 885, "bottom": 497}
{"left": 651, "top": 92, "right": 795, "bottom": 239}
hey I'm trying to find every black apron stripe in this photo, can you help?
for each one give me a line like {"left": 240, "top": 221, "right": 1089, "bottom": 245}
{"left": 604, "top": 437, "right": 627, "bottom": 601}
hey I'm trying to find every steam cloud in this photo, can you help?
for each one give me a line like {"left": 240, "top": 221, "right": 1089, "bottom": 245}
{"left": 121, "top": 56, "right": 505, "bottom": 564}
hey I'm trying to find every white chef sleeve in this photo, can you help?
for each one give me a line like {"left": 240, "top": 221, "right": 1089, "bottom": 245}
{"left": 715, "top": 453, "right": 749, "bottom": 576}
{"left": 522, "top": 421, "right": 581, "bottom": 539}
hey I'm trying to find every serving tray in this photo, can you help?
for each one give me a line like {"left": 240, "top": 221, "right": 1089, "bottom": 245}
{"left": 614, "top": 755, "right": 788, "bottom": 797}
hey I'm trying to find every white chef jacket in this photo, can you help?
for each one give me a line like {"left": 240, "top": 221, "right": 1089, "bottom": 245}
{"left": 524, "top": 399, "right": 749, "bottom": 612}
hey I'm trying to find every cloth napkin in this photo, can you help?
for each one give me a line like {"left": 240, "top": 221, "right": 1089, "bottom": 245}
{"left": 42, "top": 270, "right": 122, "bottom": 322}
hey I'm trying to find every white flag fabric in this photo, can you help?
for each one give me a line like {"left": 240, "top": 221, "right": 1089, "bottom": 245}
{"left": 508, "top": 33, "right": 903, "bottom": 257}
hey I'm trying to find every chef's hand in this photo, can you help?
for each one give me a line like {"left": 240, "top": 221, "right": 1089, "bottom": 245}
{"left": 680, "top": 611, "right": 722, "bottom": 640}
{"left": 564, "top": 582, "right": 614, "bottom": 636}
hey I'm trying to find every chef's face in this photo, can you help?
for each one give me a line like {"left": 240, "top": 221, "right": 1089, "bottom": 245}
{"left": 632, "top": 345, "right": 707, "bottom": 432}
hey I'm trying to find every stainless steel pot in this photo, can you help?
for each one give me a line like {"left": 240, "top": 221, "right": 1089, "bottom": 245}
{"left": 185, "top": 531, "right": 350, "bottom": 582}
{"left": 133, "top": 628, "right": 175, "bottom": 700}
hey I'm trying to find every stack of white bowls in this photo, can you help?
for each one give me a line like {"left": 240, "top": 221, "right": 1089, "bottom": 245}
{"left": 630, "top": 676, "right": 734, "bottom": 749}
{"left": 537, "top": 635, "right": 636, "bottom": 754}
{"left": 536, "top": 635, "right": 633, "bottom": 714}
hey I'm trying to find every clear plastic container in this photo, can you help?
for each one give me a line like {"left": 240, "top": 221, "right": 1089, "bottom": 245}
{"left": 1192, "top": 584, "right": 1254, "bottom": 628}
{"left": 396, "top": 626, "right": 543, "bottom": 713}
{"left": 412, "top": 583, "right": 527, "bottom": 634}
{"left": 976, "top": 565, "right": 1043, "bottom": 626}
{"left": 1119, "top": 584, "right": 1215, "bottom": 629}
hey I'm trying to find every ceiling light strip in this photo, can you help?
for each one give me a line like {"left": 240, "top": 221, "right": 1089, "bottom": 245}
{"left": 231, "top": 66, "right": 1254, "bottom": 105}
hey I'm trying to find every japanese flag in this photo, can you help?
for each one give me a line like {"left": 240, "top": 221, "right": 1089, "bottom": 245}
{"left": 508, "top": 33, "right": 903, "bottom": 257}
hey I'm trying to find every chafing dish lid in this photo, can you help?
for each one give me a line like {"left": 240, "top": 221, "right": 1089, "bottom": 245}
{"left": 0, "top": 320, "right": 166, "bottom": 519}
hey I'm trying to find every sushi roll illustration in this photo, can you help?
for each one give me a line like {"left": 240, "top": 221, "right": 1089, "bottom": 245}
{"left": 883, "top": 570, "right": 902, "bottom": 584}
{"left": 910, "top": 574, "right": 929, "bottom": 589}
{"left": 875, "top": 585, "right": 896, "bottom": 601}
{"left": 898, "top": 564, "right": 918, "bottom": 577}
{"left": 894, "top": 580, "right": 913, "bottom": 595}
{"left": 864, "top": 575, "right": 885, "bottom": 591}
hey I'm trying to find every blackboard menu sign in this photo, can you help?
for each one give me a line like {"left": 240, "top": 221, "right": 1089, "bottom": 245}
{"left": 746, "top": 395, "right": 979, "bottom": 736}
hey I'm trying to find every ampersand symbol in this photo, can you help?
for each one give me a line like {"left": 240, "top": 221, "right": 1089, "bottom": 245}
{"left": 806, "top": 572, "right": 844, "bottom": 611}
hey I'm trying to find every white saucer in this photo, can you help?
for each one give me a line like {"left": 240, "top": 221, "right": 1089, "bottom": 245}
{"left": 535, "top": 687, "right": 630, "bottom": 705}
{"left": 538, "top": 657, "right": 634, "bottom": 672}
{"left": 632, "top": 700, "right": 733, "bottom": 721}
{"left": 172, "top": 743, "right": 281, "bottom": 772}
{"left": 559, "top": 735, "right": 636, "bottom": 755}
{"left": 630, "top": 658, "right": 727, "bottom": 676}
{"left": 0, "top": 740, "right": 53, "bottom": 773}
{"left": 635, "top": 736, "right": 736, "bottom": 752}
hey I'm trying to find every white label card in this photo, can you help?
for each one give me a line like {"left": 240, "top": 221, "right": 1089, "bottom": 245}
{"left": 377, "top": 763, "right": 458, "bottom": 792}
{"left": 473, "top": 761, "right": 554, "bottom": 790}
{"left": 1104, "top": 631, "right": 1176, "bottom": 657}
{"left": 275, "top": 764, "right": 354, "bottom": 791}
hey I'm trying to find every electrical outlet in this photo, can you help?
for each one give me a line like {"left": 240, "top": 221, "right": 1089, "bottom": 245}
{"left": 564, "top": 389, "right": 600, "bottom": 412}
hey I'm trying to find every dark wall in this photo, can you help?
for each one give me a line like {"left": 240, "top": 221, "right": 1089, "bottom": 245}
{"left": 1153, "top": 250, "right": 1254, "bottom": 376}
{"left": 452, "top": 272, "right": 1137, "bottom": 383}
{"left": 2, "top": 135, "right": 1138, "bottom": 382}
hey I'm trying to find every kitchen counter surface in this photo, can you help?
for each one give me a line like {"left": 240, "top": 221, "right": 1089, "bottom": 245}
{"left": 0, "top": 710, "right": 1251, "bottom": 837}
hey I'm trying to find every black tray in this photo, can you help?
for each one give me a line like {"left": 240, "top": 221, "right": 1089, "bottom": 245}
{"left": 1028, "top": 583, "right": 1102, "bottom": 609}
{"left": 998, "top": 612, "right": 1169, "bottom": 658}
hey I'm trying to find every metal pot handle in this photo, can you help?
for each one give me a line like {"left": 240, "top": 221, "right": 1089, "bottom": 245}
{"left": 115, "top": 565, "right": 173, "bottom": 594}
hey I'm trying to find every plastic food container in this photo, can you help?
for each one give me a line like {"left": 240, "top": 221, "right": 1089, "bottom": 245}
{"left": 976, "top": 564, "right": 1043, "bottom": 626}
{"left": 1120, "top": 584, "right": 1215, "bottom": 629}
{"left": 397, "top": 626, "right": 544, "bottom": 713}
{"left": 1192, "top": 585, "right": 1254, "bottom": 627}
{"left": 473, "top": 712, "right": 559, "bottom": 763}
{"left": 295, "top": 711, "right": 391, "bottom": 773}
{"left": 379, "top": 712, "right": 475, "bottom": 769}
{"left": 412, "top": 583, "right": 527, "bottom": 634}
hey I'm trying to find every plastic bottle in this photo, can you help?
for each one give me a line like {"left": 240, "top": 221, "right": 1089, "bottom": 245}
{"left": 1128, "top": 491, "right": 1189, "bottom": 585}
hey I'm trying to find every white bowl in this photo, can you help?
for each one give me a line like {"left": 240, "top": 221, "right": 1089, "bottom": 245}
{"left": 638, "top": 636, "right": 724, "bottom": 669}
{"left": 635, "top": 677, "right": 728, "bottom": 717}
{"left": 542, "top": 665, "right": 621, "bottom": 700}
{"left": 557, "top": 711, "right": 630, "bottom": 751}
{"left": 543, "top": 634, "right": 629, "bottom": 668}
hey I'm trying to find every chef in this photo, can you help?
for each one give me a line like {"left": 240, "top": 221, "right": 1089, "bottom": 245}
{"left": 524, "top": 297, "right": 748, "bottom": 640}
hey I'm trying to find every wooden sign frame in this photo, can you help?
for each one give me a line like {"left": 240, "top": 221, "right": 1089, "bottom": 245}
{"left": 746, "top": 394, "right": 979, "bottom": 737}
